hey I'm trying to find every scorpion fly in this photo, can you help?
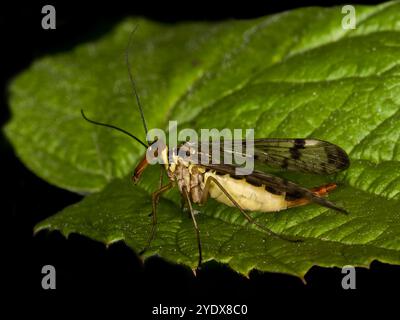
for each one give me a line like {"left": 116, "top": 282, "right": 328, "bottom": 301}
{"left": 81, "top": 28, "right": 350, "bottom": 269}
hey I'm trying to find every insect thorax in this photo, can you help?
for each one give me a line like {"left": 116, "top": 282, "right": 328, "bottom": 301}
{"left": 166, "top": 145, "right": 206, "bottom": 204}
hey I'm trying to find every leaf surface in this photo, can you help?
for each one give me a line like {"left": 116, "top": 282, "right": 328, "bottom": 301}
{"left": 5, "top": 2, "right": 400, "bottom": 277}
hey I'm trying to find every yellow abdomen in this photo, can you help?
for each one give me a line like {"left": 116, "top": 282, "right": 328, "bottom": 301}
{"left": 204, "top": 172, "right": 288, "bottom": 212}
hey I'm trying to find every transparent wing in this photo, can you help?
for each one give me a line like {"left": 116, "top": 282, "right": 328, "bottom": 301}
{"left": 197, "top": 138, "right": 350, "bottom": 175}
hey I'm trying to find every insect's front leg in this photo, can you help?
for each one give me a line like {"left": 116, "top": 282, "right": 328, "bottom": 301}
{"left": 140, "top": 181, "right": 173, "bottom": 255}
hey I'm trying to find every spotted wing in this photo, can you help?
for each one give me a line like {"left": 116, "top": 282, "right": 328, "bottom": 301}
{"left": 199, "top": 138, "right": 349, "bottom": 175}
{"left": 251, "top": 138, "right": 349, "bottom": 174}
{"left": 202, "top": 163, "right": 347, "bottom": 214}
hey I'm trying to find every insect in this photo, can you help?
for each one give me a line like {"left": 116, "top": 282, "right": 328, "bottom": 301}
{"left": 81, "top": 29, "right": 350, "bottom": 269}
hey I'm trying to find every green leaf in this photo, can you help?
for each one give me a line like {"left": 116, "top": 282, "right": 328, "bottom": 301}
{"left": 5, "top": 2, "right": 400, "bottom": 277}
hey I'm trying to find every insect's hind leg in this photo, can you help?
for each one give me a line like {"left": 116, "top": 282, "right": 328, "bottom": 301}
{"left": 201, "top": 176, "right": 301, "bottom": 243}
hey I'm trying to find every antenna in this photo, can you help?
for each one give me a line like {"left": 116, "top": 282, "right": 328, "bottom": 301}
{"left": 81, "top": 109, "right": 148, "bottom": 149}
{"left": 125, "top": 25, "right": 149, "bottom": 143}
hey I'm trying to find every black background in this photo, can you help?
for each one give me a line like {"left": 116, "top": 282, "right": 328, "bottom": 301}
{"left": 2, "top": 0, "right": 399, "bottom": 315}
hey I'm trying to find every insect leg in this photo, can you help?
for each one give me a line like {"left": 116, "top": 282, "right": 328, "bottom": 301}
{"left": 158, "top": 166, "right": 164, "bottom": 188}
{"left": 140, "top": 182, "right": 173, "bottom": 255}
{"left": 182, "top": 188, "right": 202, "bottom": 269}
{"left": 147, "top": 167, "right": 165, "bottom": 217}
{"left": 202, "top": 176, "right": 301, "bottom": 243}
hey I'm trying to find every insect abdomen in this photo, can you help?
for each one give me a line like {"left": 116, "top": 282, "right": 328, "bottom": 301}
{"left": 204, "top": 172, "right": 288, "bottom": 212}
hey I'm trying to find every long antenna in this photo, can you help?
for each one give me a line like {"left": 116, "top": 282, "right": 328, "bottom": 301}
{"left": 125, "top": 25, "right": 149, "bottom": 143}
{"left": 81, "top": 109, "right": 148, "bottom": 149}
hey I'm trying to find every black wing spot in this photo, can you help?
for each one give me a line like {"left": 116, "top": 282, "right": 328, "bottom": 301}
{"left": 294, "top": 139, "right": 306, "bottom": 149}
{"left": 336, "top": 148, "right": 350, "bottom": 169}
{"left": 326, "top": 147, "right": 350, "bottom": 170}
{"left": 327, "top": 155, "right": 337, "bottom": 165}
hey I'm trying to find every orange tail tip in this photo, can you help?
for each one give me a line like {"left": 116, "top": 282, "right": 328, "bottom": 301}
{"left": 310, "top": 182, "right": 337, "bottom": 197}
{"left": 287, "top": 183, "right": 337, "bottom": 209}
